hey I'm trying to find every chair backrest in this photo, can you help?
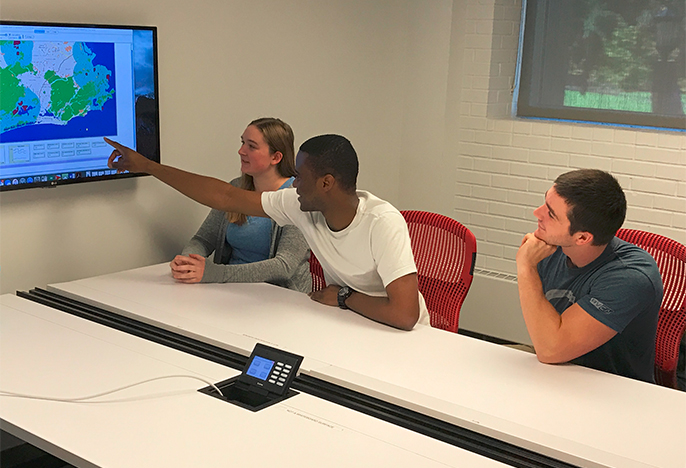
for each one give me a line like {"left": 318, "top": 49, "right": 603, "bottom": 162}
{"left": 616, "top": 228, "right": 686, "bottom": 388}
{"left": 309, "top": 251, "right": 327, "bottom": 292}
{"left": 401, "top": 210, "right": 477, "bottom": 333}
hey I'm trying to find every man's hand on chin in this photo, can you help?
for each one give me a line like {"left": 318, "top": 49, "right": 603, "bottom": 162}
{"left": 517, "top": 233, "right": 558, "bottom": 270}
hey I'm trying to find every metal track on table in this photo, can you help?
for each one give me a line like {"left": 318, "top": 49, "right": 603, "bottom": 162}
{"left": 18, "top": 288, "right": 580, "bottom": 468}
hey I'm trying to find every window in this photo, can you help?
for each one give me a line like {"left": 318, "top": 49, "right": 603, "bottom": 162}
{"left": 514, "top": 0, "right": 685, "bottom": 131}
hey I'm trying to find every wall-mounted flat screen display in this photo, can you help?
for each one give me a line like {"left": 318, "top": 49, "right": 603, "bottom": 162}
{"left": 0, "top": 21, "right": 160, "bottom": 191}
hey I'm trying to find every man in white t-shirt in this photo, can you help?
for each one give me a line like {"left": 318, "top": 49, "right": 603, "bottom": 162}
{"left": 106, "top": 134, "right": 428, "bottom": 330}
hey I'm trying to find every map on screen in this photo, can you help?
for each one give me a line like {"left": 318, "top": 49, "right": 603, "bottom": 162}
{"left": 1, "top": 41, "right": 117, "bottom": 143}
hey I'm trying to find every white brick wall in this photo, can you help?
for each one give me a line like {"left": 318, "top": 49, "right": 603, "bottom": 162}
{"left": 452, "top": 0, "right": 686, "bottom": 276}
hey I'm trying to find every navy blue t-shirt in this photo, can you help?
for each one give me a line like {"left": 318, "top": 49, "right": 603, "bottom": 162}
{"left": 537, "top": 237, "right": 662, "bottom": 383}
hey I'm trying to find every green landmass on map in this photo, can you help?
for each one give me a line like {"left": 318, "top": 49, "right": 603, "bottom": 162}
{"left": 0, "top": 51, "right": 40, "bottom": 132}
{"left": 0, "top": 40, "right": 114, "bottom": 134}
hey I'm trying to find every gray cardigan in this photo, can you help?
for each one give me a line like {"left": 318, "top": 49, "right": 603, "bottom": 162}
{"left": 181, "top": 178, "right": 311, "bottom": 293}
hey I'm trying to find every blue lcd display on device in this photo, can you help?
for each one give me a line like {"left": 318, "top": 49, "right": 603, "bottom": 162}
{"left": 246, "top": 356, "right": 275, "bottom": 381}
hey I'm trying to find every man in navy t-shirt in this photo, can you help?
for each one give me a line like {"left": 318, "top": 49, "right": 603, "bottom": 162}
{"left": 516, "top": 169, "right": 662, "bottom": 383}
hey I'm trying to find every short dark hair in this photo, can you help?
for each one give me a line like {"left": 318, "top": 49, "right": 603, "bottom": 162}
{"left": 554, "top": 169, "right": 626, "bottom": 246}
{"left": 299, "top": 134, "right": 358, "bottom": 193}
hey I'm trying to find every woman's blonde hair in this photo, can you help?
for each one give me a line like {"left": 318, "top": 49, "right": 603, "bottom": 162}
{"left": 228, "top": 118, "right": 295, "bottom": 225}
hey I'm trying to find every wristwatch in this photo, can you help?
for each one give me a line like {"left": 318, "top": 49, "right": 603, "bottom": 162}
{"left": 337, "top": 286, "right": 354, "bottom": 309}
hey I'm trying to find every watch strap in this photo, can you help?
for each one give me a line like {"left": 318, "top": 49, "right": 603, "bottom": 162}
{"left": 337, "top": 286, "right": 354, "bottom": 309}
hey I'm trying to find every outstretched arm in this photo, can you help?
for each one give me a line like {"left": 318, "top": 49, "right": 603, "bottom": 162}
{"left": 516, "top": 233, "right": 616, "bottom": 363}
{"left": 309, "top": 273, "right": 420, "bottom": 331}
{"left": 105, "top": 138, "right": 266, "bottom": 217}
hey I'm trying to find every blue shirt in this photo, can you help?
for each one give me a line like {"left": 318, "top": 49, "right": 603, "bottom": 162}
{"left": 225, "top": 177, "right": 294, "bottom": 264}
{"left": 538, "top": 237, "right": 662, "bottom": 382}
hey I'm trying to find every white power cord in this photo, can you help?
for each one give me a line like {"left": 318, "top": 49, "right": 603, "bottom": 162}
{"left": 0, "top": 374, "right": 224, "bottom": 402}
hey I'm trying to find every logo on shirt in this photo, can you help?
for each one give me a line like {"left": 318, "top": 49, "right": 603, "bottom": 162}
{"left": 590, "top": 297, "right": 614, "bottom": 314}
{"left": 545, "top": 289, "right": 576, "bottom": 304}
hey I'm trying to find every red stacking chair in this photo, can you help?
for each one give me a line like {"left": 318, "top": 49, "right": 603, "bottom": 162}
{"left": 309, "top": 251, "right": 327, "bottom": 292}
{"left": 401, "top": 210, "right": 477, "bottom": 333}
{"left": 616, "top": 228, "right": 686, "bottom": 389}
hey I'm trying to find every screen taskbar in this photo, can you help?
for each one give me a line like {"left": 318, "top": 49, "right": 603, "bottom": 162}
{"left": 1, "top": 168, "right": 126, "bottom": 189}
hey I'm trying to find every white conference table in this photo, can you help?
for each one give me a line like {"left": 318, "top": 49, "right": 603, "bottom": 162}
{"left": 0, "top": 294, "right": 508, "bottom": 468}
{"left": 48, "top": 263, "right": 686, "bottom": 468}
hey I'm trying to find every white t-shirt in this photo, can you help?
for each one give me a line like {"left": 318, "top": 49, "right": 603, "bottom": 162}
{"left": 262, "top": 188, "right": 429, "bottom": 326}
